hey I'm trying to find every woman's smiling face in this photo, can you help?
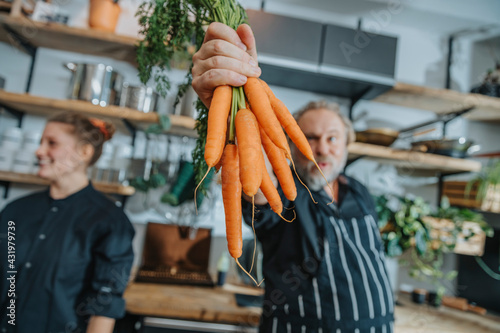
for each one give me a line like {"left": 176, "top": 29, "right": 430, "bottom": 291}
{"left": 35, "top": 122, "right": 88, "bottom": 182}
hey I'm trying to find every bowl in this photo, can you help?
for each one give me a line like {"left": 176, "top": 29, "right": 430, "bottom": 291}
{"left": 356, "top": 128, "right": 400, "bottom": 146}
{"left": 410, "top": 138, "right": 479, "bottom": 158}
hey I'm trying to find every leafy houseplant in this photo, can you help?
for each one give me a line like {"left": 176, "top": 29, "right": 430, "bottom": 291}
{"left": 135, "top": 0, "right": 248, "bottom": 191}
{"left": 375, "top": 195, "right": 492, "bottom": 302}
{"left": 466, "top": 159, "right": 500, "bottom": 213}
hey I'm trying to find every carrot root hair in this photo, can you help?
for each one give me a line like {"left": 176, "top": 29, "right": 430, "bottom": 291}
{"left": 236, "top": 258, "right": 264, "bottom": 287}
{"left": 249, "top": 196, "right": 257, "bottom": 274}
{"left": 312, "top": 160, "right": 336, "bottom": 205}
{"left": 288, "top": 157, "right": 317, "bottom": 204}
{"left": 194, "top": 166, "right": 212, "bottom": 215}
{"left": 278, "top": 209, "right": 296, "bottom": 223}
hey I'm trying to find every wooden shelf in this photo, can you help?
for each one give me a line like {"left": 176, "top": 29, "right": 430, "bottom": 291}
{"left": 0, "top": 91, "right": 481, "bottom": 174}
{"left": 348, "top": 142, "right": 482, "bottom": 175}
{"left": 373, "top": 82, "right": 500, "bottom": 122}
{"left": 0, "top": 90, "right": 197, "bottom": 137}
{"left": 0, "top": 170, "right": 135, "bottom": 196}
{"left": 0, "top": 13, "right": 138, "bottom": 65}
{"left": 0, "top": 1, "right": 12, "bottom": 12}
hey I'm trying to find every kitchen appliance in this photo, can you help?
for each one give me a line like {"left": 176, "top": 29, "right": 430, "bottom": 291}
{"left": 64, "top": 62, "right": 123, "bottom": 107}
{"left": 119, "top": 83, "right": 159, "bottom": 113}
{"left": 136, "top": 223, "right": 214, "bottom": 286}
{"left": 411, "top": 138, "right": 480, "bottom": 158}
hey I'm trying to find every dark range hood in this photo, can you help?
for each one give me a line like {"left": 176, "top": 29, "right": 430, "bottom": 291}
{"left": 247, "top": 9, "right": 398, "bottom": 102}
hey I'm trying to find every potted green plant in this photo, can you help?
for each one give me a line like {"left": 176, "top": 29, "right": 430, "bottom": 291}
{"left": 466, "top": 159, "right": 500, "bottom": 213}
{"left": 375, "top": 194, "right": 492, "bottom": 305}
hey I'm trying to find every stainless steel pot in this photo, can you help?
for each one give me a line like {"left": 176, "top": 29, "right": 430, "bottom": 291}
{"left": 171, "top": 85, "right": 199, "bottom": 118}
{"left": 119, "top": 83, "right": 159, "bottom": 113}
{"left": 411, "top": 138, "right": 480, "bottom": 158}
{"left": 64, "top": 63, "right": 123, "bottom": 107}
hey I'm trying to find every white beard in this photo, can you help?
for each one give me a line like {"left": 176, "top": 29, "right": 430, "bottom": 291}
{"left": 294, "top": 152, "right": 348, "bottom": 192}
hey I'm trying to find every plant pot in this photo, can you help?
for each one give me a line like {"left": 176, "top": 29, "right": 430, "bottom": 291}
{"left": 384, "top": 256, "right": 399, "bottom": 301}
{"left": 88, "top": 0, "right": 121, "bottom": 32}
{"left": 481, "top": 184, "right": 500, "bottom": 213}
{"left": 427, "top": 291, "right": 442, "bottom": 307}
{"left": 412, "top": 289, "right": 427, "bottom": 304}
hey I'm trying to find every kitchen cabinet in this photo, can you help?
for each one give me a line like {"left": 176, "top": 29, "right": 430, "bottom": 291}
{"left": 247, "top": 9, "right": 395, "bottom": 100}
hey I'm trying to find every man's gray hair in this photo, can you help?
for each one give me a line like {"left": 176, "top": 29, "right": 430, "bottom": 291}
{"left": 294, "top": 100, "right": 356, "bottom": 145}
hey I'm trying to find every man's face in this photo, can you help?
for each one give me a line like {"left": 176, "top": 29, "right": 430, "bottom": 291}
{"left": 292, "top": 108, "right": 349, "bottom": 191}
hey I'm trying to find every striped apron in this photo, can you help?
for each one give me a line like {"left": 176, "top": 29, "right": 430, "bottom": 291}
{"left": 260, "top": 188, "right": 395, "bottom": 333}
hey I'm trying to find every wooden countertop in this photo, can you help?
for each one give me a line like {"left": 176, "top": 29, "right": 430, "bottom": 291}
{"left": 395, "top": 294, "right": 500, "bottom": 333}
{"left": 124, "top": 283, "right": 500, "bottom": 331}
{"left": 124, "top": 282, "right": 263, "bottom": 327}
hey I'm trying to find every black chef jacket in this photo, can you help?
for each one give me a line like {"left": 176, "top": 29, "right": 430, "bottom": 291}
{"left": 0, "top": 183, "right": 135, "bottom": 333}
{"left": 242, "top": 173, "right": 394, "bottom": 333}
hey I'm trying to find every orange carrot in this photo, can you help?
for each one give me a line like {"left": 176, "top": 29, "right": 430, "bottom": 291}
{"left": 222, "top": 141, "right": 261, "bottom": 286}
{"left": 244, "top": 78, "right": 290, "bottom": 156}
{"left": 260, "top": 79, "right": 335, "bottom": 203}
{"left": 259, "top": 126, "right": 297, "bottom": 202}
{"left": 259, "top": 78, "right": 276, "bottom": 99}
{"left": 235, "top": 108, "right": 263, "bottom": 197}
{"left": 221, "top": 144, "right": 242, "bottom": 259}
{"left": 260, "top": 164, "right": 296, "bottom": 223}
{"left": 194, "top": 85, "right": 232, "bottom": 212}
{"left": 272, "top": 98, "right": 315, "bottom": 159}
{"left": 205, "top": 85, "right": 232, "bottom": 167}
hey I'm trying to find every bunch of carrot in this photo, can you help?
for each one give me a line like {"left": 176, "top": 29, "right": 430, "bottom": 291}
{"left": 196, "top": 78, "right": 332, "bottom": 284}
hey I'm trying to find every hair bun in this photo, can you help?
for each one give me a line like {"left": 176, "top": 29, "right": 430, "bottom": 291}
{"left": 89, "top": 118, "right": 115, "bottom": 141}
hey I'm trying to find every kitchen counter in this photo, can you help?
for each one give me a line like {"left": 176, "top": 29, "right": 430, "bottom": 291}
{"left": 394, "top": 293, "right": 500, "bottom": 333}
{"left": 124, "top": 283, "right": 500, "bottom": 331}
{"left": 124, "top": 282, "right": 263, "bottom": 327}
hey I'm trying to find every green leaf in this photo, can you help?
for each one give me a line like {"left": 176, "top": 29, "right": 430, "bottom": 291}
{"left": 440, "top": 196, "right": 450, "bottom": 210}
{"left": 445, "top": 270, "right": 458, "bottom": 280}
{"left": 415, "top": 228, "right": 427, "bottom": 255}
{"left": 387, "top": 237, "right": 403, "bottom": 257}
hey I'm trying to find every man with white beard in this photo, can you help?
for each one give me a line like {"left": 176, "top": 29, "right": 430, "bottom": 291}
{"left": 291, "top": 101, "right": 350, "bottom": 193}
{"left": 240, "top": 100, "right": 395, "bottom": 333}
{"left": 192, "top": 23, "right": 395, "bottom": 333}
